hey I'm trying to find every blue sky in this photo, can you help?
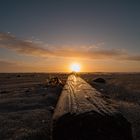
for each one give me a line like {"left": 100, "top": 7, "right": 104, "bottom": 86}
{"left": 0, "top": 0, "right": 140, "bottom": 72}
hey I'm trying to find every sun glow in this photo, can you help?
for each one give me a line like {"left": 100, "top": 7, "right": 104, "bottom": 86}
{"left": 70, "top": 63, "right": 81, "bottom": 72}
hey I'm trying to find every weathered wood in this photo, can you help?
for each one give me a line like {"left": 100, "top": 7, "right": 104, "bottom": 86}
{"left": 52, "top": 74, "right": 133, "bottom": 140}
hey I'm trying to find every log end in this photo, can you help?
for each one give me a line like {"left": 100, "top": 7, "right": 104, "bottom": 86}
{"left": 52, "top": 112, "right": 133, "bottom": 140}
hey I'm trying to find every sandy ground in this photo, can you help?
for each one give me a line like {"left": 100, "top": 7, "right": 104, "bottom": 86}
{"left": 0, "top": 73, "right": 140, "bottom": 140}
{"left": 81, "top": 73, "right": 140, "bottom": 140}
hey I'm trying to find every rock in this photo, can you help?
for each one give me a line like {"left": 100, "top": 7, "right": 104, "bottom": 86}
{"left": 16, "top": 74, "right": 21, "bottom": 78}
{"left": 48, "top": 106, "right": 54, "bottom": 113}
{"left": 25, "top": 89, "right": 30, "bottom": 93}
{"left": 0, "top": 90, "right": 8, "bottom": 94}
{"left": 46, "top": 77, "right": 63, "bottom": 87}
{"left": 100, "top": 88, "right": 104, "bottom": 91}
{"left": 93, "top": 78, "right": 106, "bottom": 83}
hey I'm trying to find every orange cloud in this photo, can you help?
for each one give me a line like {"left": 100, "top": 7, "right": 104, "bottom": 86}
{"left": 0, "top": 32, "right": 140, "bottom": 61}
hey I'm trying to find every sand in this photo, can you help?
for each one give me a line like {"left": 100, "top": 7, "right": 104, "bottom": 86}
{"left": 0, "top": 73, "right": 140, "bottom": 140}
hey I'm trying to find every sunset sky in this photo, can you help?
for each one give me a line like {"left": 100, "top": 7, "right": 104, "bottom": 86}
{"left": 0, "top": 0, "right": 140, "bottom": 72}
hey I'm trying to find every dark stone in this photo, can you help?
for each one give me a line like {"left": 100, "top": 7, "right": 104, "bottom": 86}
{"left": 0, "top": 90, "right": 8, "bottom": 94}
{"left": 46, "top": 77, "right": 63, "bottom": 87}
{"left": 25, "top": 89, "right": 30, "bottom": 93}
{"left": 16, "top": 74, "right": 21, "bottom": 77}
{"left": 93, "top": 78, "right": 106, "bottom": 83}
{"left": 48, "top": 106, "right": 54, "bottom": 113}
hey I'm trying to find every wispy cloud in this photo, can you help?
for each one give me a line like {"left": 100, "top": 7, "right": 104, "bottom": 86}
{"left": 0, "top": 59, "right": 22, "bottom": 72}
{"left": 0, "top": 32, "right": 140, "bottom": 61}
{"left": 123, "top": 55, "right": 140, "bottom": 61}
{"left": 0, "top": 59, "right": 17, "bottom": 67}
{"left": 0, "top": 32, "right": 52, "bottom": 57}
{"left": 0, "top": 59, "right": 63, "bottom": 72}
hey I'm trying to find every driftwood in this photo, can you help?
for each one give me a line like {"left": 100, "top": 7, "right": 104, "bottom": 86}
{"left": 52, "top": 74, "right": 132, "bottom": 140}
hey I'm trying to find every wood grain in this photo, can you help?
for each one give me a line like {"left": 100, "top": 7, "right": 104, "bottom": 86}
{"left": 52, "top": 74, "right": 133, "bottom": 140}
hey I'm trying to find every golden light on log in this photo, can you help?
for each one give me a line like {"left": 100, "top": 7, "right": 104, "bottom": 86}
{"left": 70, "top": 63, "right": 81, "bottom": 72}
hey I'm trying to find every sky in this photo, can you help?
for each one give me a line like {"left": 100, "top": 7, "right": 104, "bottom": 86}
{"left": 0, "top": 0, "right": 140, "bottom": 72}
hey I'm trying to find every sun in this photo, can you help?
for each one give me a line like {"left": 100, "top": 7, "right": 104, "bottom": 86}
{"left": 70, "top": 63, "right": 81, "bottom": 72}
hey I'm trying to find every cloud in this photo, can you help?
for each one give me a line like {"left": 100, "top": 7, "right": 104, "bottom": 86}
{"left": 0, "top": 59, "right": 17, "bottom": 67}
{"left": 0, "top": 59, "right": 21, "bottom": 72}
{"left": 122, "top": 55, "right": 140, "bottom": 61}
{"left": 0, "top": 32, "right": 140, "bottom": 61}
{"left": 0, "top": 59, "right": 36, "bottom": 72}
{"left": 0, "top": 32, "right": 52, "bottom": 57}
{"left": 51, "top": 46, "right": 125, "bottom": 59}
{"left": 0, "top": 59, "right": 63, "bottom": 72}
{"left": 0, "top": 32, "right": 15, "bottom": 40}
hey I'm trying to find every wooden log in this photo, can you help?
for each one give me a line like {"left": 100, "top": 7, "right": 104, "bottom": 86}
{"left": 52, "top": 74, "right": 133, "bottom": 140}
